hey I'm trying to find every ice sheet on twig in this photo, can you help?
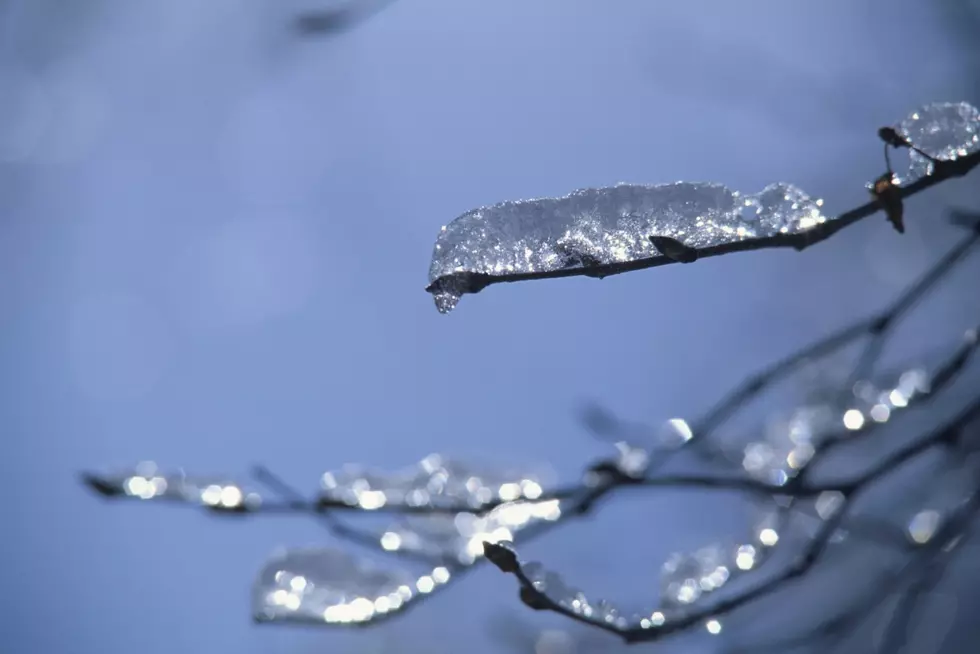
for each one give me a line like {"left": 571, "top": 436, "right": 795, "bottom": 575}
{"left": 253, "top": 547, "right": 453, "bottom": 625}
{"left": 580, "top": 407, "right": 695, "bottom": 478}
{"left": 738, "top": 357, "right": 934, "bottom": 487}
{"left": 426, "top": 181, "right": 826, "bottom": 312}
{"left": 82, "top": 461, "right": 261, "bottom": 510}
{"left": 320, "top": 454, "right": 561, "bottom": 563}
{"left": 423, "top": 181, "right": 823, "bottom": 271}
{"left": 320, "top": 454, "right": 548, "bottom": 510}
{"left": 895, "top": 101, "right": 980, "bottom": 185}
{"left": 426, "top": 101, "right": 980, "bottom": 313}
{"left": 518, "top": 556, "right": 632, "bottom": 629}
{"left": 493, "top": 542, "right": 730, "bottom": 636}
{"left": 381, "top": 499, "right": 562, "bottom": 564}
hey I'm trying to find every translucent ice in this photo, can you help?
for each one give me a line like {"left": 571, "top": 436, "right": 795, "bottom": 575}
{"left": 252, "top": 547, "right": 450, "bottom": 624}
{"left": 83, "top": 461, "right": 261, "bottom": 510}
{"left": 521, "top": 560, "right": 628, "bottom": 627}
{"left": 380, "top": 499, "right": 562, "bottom": 564}
{"left": 739, "top": 358, "right": 934, "bottom": 485}
{"left": 320, "top": 454, "right": 559, "bottom": 564}
{"left": 426, "top": 101, "right": 980, "bottom": 313}
{"left": 660, "top": 545, "right": 733, "bottom": 606}
{"left": 427, "top": 182, "right": 826, "bottom": 312}
{"left": 320, "top": 454, "right": 548, "bottom": 511}
{"left": 659, "top": 541, "right": 774, "bottom": 609}
{"left": 894, "top": 102, "right": 980, "bottom": 184}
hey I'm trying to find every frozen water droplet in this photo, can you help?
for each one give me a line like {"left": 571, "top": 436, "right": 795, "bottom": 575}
{"left": 433, "top": 290, "right": 459, "bottom": 313}
{"left": 427, "top": 275, "right": 474, "bottom": 314}
{"left": 895, "top": 101, "right": 980, "bottom": 184}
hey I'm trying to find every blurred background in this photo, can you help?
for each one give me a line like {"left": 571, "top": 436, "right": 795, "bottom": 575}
{"left": 2, "top": 0, "right": 980, "bottom": 652}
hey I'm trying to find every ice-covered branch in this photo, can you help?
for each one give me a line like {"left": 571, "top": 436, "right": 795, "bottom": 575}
{"left": 484, "top": 398, "right": 980, "bottom": 644}
{"left": 82, "top": 307, "right": 979, "bottom": 518}
{"left": 426, "top": 101, "right": 980, "bottom": 313}
{"left": 80, "top": 214, "right": 980, "bottom": 641}
{"left": 693, "top": 220, "right": 980, "bottom": 443}
{"left": 726, "top": 486, "right": 980, "bottom": 654}
{"left": 79, "top": 99, "right": 980, "bottom": 648}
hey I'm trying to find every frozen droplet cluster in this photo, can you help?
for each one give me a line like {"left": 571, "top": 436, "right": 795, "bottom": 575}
{"left": 427, "top": 181, "right": 826, "bottom": 312}
{"left": 895, "top": 101, "right": 980, "bottom": 184}
{"left": 253, "top": 547, "right": 453, "bottom": 624}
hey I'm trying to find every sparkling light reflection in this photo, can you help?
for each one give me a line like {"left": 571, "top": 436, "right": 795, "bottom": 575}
{"left": 254, "top": 548, "right": 455, "bottom": 625}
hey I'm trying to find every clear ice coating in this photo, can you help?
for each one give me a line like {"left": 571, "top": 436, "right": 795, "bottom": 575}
{"left": 895, "top": 102, "right": 980, "bottom": 184}
{"left": 426, "top": 181, "right": 827, "bottom": 313}
{"left": 611, "top": 418, "right": 695, "bottom": 478}
{"left": 88, "top": 461, "right": 261, "bottom": 510}
{"left": 321, "top": 454, "right": 547, "bottom": 510}
{"left": 659, "top": 538, "right": 777, "bottom": 610}
{"left": 381, "top": 499, "right": 562, "bottom": 564}
{"left": 320, "top": 454, "right": 560, "bottom": 564}
{"left": 253, "top": 547, "right": 449, "bottom": 624}
{"left": 426, "top": 101, "right": 980, "bottom": 313}
{"left": 738, "top": 360, "right": 933, "bottom": 486}
{"left": 520, "top": 560, "right": 629, "bottom": 628}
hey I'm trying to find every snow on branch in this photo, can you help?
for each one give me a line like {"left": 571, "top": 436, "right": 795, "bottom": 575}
{"left": 426, "top": 101, "right": 980, "bottom": 313}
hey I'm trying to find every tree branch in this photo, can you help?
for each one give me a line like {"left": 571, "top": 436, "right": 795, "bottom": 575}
{"left": 425, "top": 147, "right": 980, "bottom": 302}
{"left": 484, "top": 397, "right": 980, "bottom": 644}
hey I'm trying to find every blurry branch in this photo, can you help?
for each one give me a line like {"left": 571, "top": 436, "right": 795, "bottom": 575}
{"left": 293, "top": 0, "right": 396, "bottom": 37}
{"left": 876, "top": 511, "right": 975, "bottom": 654}
{"left": 726, "top": 486, "right": 980, "bottom": 654}
{"left": 484, "top": 399, "right": 980, "bottom": 644}
{"left": 694, "top": 220, "right": 980, "bottom": 442}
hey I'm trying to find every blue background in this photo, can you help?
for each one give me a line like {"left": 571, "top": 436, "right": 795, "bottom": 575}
{"left": 3, "top": 1, "right": 980, "bottom": 652}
